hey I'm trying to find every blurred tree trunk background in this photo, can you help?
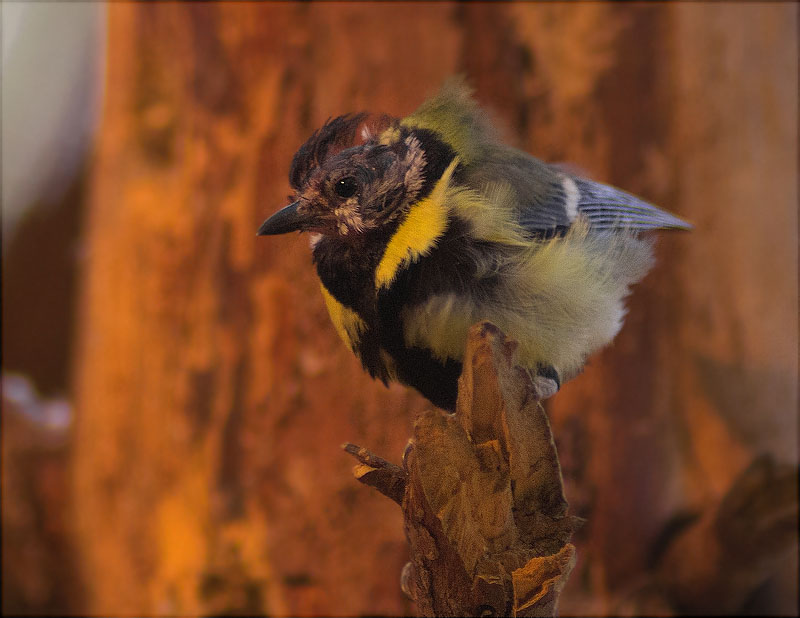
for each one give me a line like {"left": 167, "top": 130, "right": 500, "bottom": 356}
{"left": 16, "top": 2, "right": 790, "bottom": 616}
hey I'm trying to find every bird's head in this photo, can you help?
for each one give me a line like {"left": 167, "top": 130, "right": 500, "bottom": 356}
{"left": 257, "top": 114, "right": 437, "bottom": 241}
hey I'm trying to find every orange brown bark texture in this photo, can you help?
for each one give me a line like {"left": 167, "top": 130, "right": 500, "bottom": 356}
{"left": 72, "top": 3, "right": 798, "bottom": 617}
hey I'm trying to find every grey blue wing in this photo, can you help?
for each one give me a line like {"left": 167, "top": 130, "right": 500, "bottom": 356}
{"left": 515, "top": 169, "right": 692, "bottom": 235}
{"left": 570, "top": 177, "right": 692, "bottom": 231}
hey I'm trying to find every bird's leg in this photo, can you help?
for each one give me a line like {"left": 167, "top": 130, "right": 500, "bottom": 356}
{"left": 527, "top": 364, "right": 561, "bottom": 400}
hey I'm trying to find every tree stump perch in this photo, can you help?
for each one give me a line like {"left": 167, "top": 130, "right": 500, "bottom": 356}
{"left": 345, "top": 322, "right": 582, "bottom": 617}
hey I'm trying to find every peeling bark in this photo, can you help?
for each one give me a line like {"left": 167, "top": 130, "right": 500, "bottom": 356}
{"left": 346, "top": 323, "right": 582, "bottom": 617}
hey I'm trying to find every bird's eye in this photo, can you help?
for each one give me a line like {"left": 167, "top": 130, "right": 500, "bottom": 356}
{"left": 334, "top": 176, "right": 359, "bottom": 199}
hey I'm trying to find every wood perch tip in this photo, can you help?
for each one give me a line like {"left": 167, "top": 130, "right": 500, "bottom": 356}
{"left": 344, "top": 321, "right": 580, "bottom": 617}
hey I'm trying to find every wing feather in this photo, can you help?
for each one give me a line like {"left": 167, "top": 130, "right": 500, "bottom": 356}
{"left": 513, "top": 168, "right": 691, "bottom": 235}
{"left": 572, "top": 178, "right": 692, "bottom": 231}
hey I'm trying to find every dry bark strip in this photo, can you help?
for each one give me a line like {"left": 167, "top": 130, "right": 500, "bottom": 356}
{"left": 345, "top": 322, "right": 583, "bottom": 617}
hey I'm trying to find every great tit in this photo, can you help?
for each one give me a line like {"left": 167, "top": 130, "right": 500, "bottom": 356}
{"left": 257, "top": 78, "right": 691, "bottom": 411}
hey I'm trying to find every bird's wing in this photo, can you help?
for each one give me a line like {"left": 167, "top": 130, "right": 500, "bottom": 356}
{"left": 492, "top": 151, "right": 692, "bottom": 235}
{"left": 402, "top": 79, "right": 691, "bottom": 234}
{"left": 564, "top": 176, "right": 692, "bottom": 231}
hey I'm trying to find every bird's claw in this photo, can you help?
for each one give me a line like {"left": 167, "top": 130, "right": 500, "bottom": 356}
{"left": 531, "top": 375, "right": 559, "bottom": 400}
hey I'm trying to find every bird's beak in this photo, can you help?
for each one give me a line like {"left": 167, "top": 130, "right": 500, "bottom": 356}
{"left": 256, "top": 201, "right": 311, "bottom": 236}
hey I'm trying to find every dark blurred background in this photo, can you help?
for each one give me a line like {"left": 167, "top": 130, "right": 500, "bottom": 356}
{"left": 2, "top": 3, "right": 797, "bottom": 616}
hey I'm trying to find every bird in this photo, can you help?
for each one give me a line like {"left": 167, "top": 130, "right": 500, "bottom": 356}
{"left": 257, "top": 78, "right": 691, "bottom": 411}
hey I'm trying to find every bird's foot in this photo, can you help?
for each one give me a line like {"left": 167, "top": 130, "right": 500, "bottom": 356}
{"left": 527, "top": 365, "right": 561, "bottom": 400}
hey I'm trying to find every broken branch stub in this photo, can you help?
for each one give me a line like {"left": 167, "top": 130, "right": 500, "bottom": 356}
{"left": 345, "top": 321, "right": 581, "bottom": 617}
